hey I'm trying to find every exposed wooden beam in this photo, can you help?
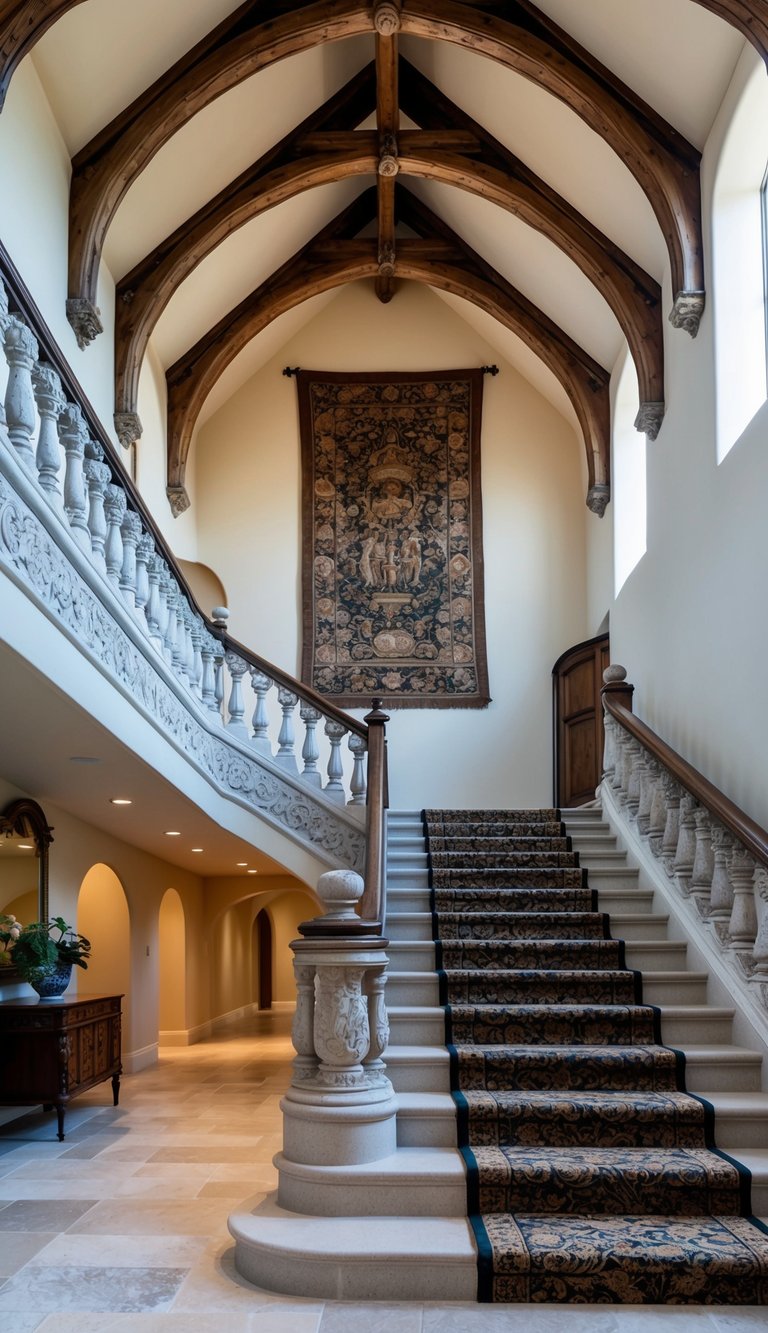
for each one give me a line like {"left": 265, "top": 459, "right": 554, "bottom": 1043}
{"left": 68, "top": 0, "right": 705, "bottom": 347}
{"left": 374, "top": 0, "right": 401, "bottom": 301}
{"left": 0, "top": 0, "right": 85, "bottom": 111}
{"left": 399, "top": 0, "right": 704, "bottom": 329}
{"left": 166, "top": 183, "right": 610, "bottom": 516}
{"left": 113, "top": 63, "right": 377, "bottom": 445}
{"left": 399, "top": 59, "right": 664, "bottom": 433}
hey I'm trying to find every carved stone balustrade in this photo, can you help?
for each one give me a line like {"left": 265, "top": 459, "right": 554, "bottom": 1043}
{"left": 600, "top": 663, "right": 768, "bottom": 1019}
{"left": 0, "top": 271, "right": 372, "bottom": 875}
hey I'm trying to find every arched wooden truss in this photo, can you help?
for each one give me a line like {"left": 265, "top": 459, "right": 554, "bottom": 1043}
{"left": 114, "top": 59, "right": 663, "bottom": 448}
{"left": 165, "top": 187, "right": 611, "bottom": 518}
{"left": 1, "top": 0, "right": 765, "bottom": 117}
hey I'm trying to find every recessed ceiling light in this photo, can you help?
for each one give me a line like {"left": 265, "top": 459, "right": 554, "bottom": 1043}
{"left": 236, "top": 862, "right": 248, "bottom": 867}
{"left": 247, "top": 869, "right": 258, "bottom": 875}
{"left": 110, "top": 798, "right": 132, "bottom": 806}
{"left": 165, "top": 830, "right": 181, "bottom": 837}
{"left": 17, "top": 844, "right": 33, "bottom": 850}
{"left": 191, "top": 848, "right": 203, "bottom": 853}
{"left": 69, "top": 756, "right": 101, "bottom": 764}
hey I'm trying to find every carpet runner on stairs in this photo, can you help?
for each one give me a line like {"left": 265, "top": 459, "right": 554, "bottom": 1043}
{"left": 423, "top": 807, "right": 768, "bottom": 1305}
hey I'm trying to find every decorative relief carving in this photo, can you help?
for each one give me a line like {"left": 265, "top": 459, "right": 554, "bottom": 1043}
{"left": 65, "top": 298, "right": 103, "bottom": 349}
{"left": 114, "top": 411, "right": 143, "bottom": 449}
{"left": 166, "top": 484, "right": 190, "bottom": 517}
{"left": 586, "top": 484, "right": 610, "bottom": 517}
{"left": 633, "top": 401, "right": 665, "bottom": 440}
{"left": 0, "top": 470, "right": 365, "bottom": 872}
{"left": 373, "top": 1, "right": 401, "bottom": 35}
{"left": 669, "top": 291, "right": 705, "bottom": 338}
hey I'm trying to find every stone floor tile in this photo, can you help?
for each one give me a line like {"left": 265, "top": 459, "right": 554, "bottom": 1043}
{"left": 68, "top": 1198, "right": 233, "bottom": 1236}
{"left": 319, "top": 1304, "right": 423, "bottom": 1332}
{"left": 423, "top": 1307, "right": 622, "bottom": 1332}
{"left": 169, "top": 1242, "right": 322, "bottom": 1314}
{"left": 0, "top": 1199, "right": 98, "bottom": 1230}
{"left": 0, "top": 1263, "right": 188, "bottom": 1312}
{"left": 710, "top": 1313, "right": 768, "bottom": 1330}
{"left": 32, "top": 1233, "right": 210, "bottom": 1268}
{"left": 0, "top": 1229, "right": 56, "bottom": 1276}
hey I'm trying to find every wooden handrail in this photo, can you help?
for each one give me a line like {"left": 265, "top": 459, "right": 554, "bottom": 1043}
{"left": 603, "top": 689, "right": 768, "bottom": 872}
{"left": 359, "top": 701, "right": 390, "bottom": 927}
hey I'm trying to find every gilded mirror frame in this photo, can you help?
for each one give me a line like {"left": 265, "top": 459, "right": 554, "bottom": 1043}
{"left": 0, "top": 798, "right": 54, "bottom": 979}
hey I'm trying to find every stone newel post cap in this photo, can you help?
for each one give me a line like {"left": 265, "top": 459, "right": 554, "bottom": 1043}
{"left": 316, "top": 869, "right": 364, "bottom": 919}
{"left": 603, "top": 664, "right": 628, "bottom": 684}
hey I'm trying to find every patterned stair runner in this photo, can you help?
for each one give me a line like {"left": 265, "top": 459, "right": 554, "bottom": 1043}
{"left": 423, "top": 807, "right": 768, "bottom": 1305}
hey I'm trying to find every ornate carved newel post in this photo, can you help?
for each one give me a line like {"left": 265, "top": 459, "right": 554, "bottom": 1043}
{"left": 279, "top": 869, "right": 397, "bottom": 1184}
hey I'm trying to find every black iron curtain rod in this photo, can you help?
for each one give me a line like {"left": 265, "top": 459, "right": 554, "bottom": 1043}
{"left": 283, "top": 364, "right": 499, "bottom": 376}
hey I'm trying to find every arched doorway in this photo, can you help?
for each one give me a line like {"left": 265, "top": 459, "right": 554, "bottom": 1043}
{"left": 255, "top": 909, "right": 272, "bottom": 1011}
{"left": 158, "top": 888, "right": 186, "bottom": 1044}
{"left": 77, "top": 864, "right": 131, "bottom": 1047}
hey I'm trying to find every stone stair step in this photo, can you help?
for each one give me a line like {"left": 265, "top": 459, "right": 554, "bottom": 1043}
{"left": 386, "top": 971, "right": 440, "bottom": 1005}
{"left": 623, "top": 940, "right": 688, "bottom": 969}
{"left": 707, "top": 1092, "right": 768, "bottom": 1150}
{"left": 609, "top": 912, "right": 670, "bottom": 940}
{"left": 274, "top": 1146, "right": 466, "bottom": 1217}
{"left": 658, "top": 1006, "right": 734, "bottom": 1045}
{"left": 395, "top": 1091, "right": 457, "bottom": 1147}
{"left": 230, "top": 1201, "right": 477, "bottom": 1301}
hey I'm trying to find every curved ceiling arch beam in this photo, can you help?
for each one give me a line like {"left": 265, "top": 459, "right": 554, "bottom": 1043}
{"left": 0, "top": 0, "right": 86, "bottom": 111}
{"left": 399, "top": 0, "right": 703, "bottom": 327}
{"left": 3, "top": 1, "right": 766, "bottom": 121}
{"left": 118, "top": 140, "right": 661, "bottom": 445}
{"left": 166, "top": 197, "right": 610, "bottom": 518}
{"left": 69, "top": 0, "right": 701, "bottom": 345}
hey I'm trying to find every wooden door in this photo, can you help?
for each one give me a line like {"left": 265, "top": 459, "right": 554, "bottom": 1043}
{"left": 552, "top": 634, "right": 610, "bottom": 808}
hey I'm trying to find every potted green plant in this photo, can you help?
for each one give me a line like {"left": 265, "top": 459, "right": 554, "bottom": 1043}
{"left": 10, "top": 916, "right": 91, "bottom": 998}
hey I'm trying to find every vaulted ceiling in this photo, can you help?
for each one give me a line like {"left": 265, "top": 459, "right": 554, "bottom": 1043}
{"left": 1, "top": 0, "right": 758, "bottom": 514}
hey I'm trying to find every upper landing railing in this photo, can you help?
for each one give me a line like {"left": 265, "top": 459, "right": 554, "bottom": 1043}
{"left": 601, "top": 665, "right": 768, "bottom": 1008}
{"left": 0, "top": 246, "right": 388, "bottom": 922}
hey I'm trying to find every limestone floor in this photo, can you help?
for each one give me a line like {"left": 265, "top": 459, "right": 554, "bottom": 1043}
{"left": 0, "top": 1011, "right": 766, "bottom": 1332}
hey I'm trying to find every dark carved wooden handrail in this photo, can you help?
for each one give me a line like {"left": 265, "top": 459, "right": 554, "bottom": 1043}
{"left": 360, "top": 701, "right": 390, "bottom": 925}
{"left": 602, "top": 683, "right": 768, "bottom": 872}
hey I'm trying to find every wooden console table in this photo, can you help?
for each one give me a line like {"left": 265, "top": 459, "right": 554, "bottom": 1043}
{"left": 0, "top": 993, "right": 122, "bottom": 1140}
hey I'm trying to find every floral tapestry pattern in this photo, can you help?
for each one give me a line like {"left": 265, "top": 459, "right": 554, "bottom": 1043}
{"left": 298, "top": 369, "right": 490, "bottom": 708}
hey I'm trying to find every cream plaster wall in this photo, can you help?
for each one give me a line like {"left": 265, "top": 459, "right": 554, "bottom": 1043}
{"left": 195, "top": 281, "right": 590, "bottom": 809}
{"left": 589, "top": 48, "right": 768, "bottom": 828}
{"left": 77, "top": 863, "right": 132, "bottom": 1046}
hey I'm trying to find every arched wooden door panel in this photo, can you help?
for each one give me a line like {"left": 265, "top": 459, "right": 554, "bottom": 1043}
{"left": 553, "top": 633, "right": 610, "bottom": 808}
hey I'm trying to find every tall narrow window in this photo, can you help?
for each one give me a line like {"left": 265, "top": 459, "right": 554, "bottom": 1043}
{"left": 613, "top": 351, "right": 646, "bottom": 597}
{"left": 712, "top": 56, "right": 768, "bottom": 461}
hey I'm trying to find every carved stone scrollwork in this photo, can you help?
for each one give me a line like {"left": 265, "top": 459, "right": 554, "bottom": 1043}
{"left": 114, "top": 411, "right": 143, "bottom": 449}
{"left": 166, "top": 485, "right": 190, "bottom": 517}
{"left": 633, "top": 401, "right": 665, "bottom": 440}
{"left": 314, "top": 964, "right": 370, "bottom": 1088}
{"left": 669, "top": 291, "right": 705, "bottom": 338}
{"left": 586, "top": 483, "right": 610, "bottom": 517}
{"left": 65, "top": 298, "right": 103, "bottom": 350}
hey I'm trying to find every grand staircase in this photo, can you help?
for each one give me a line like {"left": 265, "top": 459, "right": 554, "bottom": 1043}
{"left": 385, "top": 806, "right": 768, "bottom": 1304}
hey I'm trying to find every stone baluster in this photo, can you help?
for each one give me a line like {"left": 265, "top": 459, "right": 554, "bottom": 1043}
{"left": 224, "top": 651, "right": 249, "bottom": 738}
{"left": 299, "top": 703, "right": 322, "bottom": 786}
{"left": 162, "top": 580, "right": 178, "bottom": 665}
{"left": 363, "top": 967, "right": 390, "bottom": 1084}
{"left": 104, "top": 484, "right": 126, "bottom": 588}
{"left": 275, "top": 688, "right": 299, "bottom": 770}
{"left": 348, "top": 733, "right": 368, "bottom": 806}
{"left": 291, "top": 963, "right": 318, "bottom": 1085}
{"left": 601, "top": 711, "right": 616, "bottom": 784}
{"left": 214, "top": 642, "right": 226, "bottom": 719}
{"left": 119, "top": 510, "right": 142, "bottom": 612}
{"left": 83, "top": 455, "right": 111, "bottom": 575}
{"left": 189, "top": 616, "right": 203, "bottom": 697}
{"left": 625, "top": 741, "right": 643, "bottom": 816}
{"left": 637, "top": 755, "right": 658, "bottom": 836}
{"left": 673, "top": 793, "right": 698, "bottom": 895}
{"left": 0, "top": 278, "right": 8, "bottom": 425}
{"left": 690, "top": 808, "right": 716, "bottom": 918}
{"left": 610, "top": 725, "right": 627, "bottom": 794}
{"left": 728, "top": 847, "right": 758, "bottom": 968}
{"left": 146, "top": 556, "right": 165, "bottom": 647}
{"left": 135, "top": 534, "right": 153, "bottom": 624}
{"left": 324, "top": 720, "right": 347, "bottom": 803}
{"left": 249, "top": 669, "right": 272, "bottom": 752}
{"left": 660, "top": 777, "right": 682, "bottom": 875}
{"left": 172, "top": 593, "right": 187, "bottom": 675}
{"left": 200, "top": 632, "right": 220, "bottom": 712}
{"left": 58, "top": 403, "right": 91, "bottom": 553}
{"left": 3, "top": 316, "right": 39, "bottom": 472}
{"left": 31, "top": 362, "right": 65, "bottom": 507}
{"left": 709, "top": 827, "right": 736, "bottom": 940}
{"left": 648, "top": 771, "right": 668, "bottom": 856}
{"left": 748, "top": 869, "right": 768, "bottom": 997}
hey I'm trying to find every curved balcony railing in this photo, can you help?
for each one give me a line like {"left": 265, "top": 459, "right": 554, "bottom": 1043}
{"left": 601, "top": 666, "right": 768, "bottom": 1006}
{"left": 0, "top": 245, "right": 387, "bottom": 922}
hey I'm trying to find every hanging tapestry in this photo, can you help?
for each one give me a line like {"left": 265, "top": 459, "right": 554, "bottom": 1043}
{"left": 298, "top": 368, "right": 490, "bottom": 709}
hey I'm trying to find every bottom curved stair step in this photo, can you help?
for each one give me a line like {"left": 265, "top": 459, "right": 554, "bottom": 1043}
{"left": 230, "top": 1198, "right": 477, "bottom": 1300}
